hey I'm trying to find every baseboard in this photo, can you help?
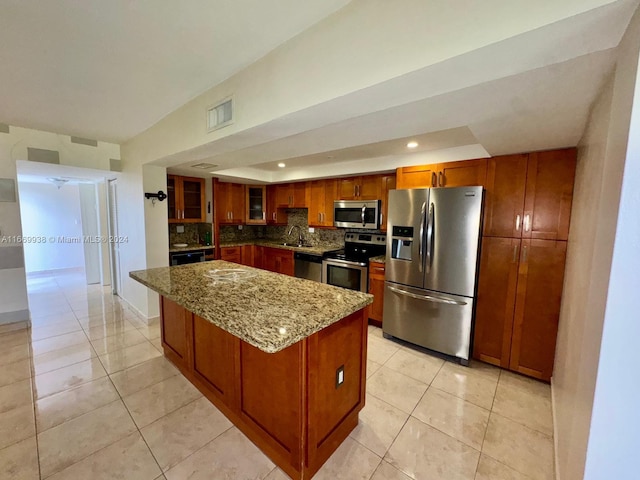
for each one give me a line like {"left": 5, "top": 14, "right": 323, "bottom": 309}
{"left": 0, "top": 309, "right": 30, "bottom": 325}
{"left": 117, "top": 294, "right": 155, "bottom": 325}
{"left": 551, "top": 375, "right": 560, "bottom": 480}
{"left": 26, "top": 266, "right": 84, "bottom": 277}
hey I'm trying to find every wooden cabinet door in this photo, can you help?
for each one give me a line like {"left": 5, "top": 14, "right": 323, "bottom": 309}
{"left": 192, "top": 315, "right": 237, "bottom": 404}
{"left": 483, "top": 154, "right": 528, "bottom": 238}
{"left": 437, "top": 159, "right": 487, "bottom": 188}
{"left": 510, "top": 239, "right": 567, "bottom": 381}
{"left": 241, "top": 245, "right": 254, "bottom": 267}
{"left": 278, "top": 251, "right": 294, "bottom": 276}
{"left": 266, "top": 186, "right": 287, "bottom": 225}
{"left": 338, "top": 177, "right": 358, "bottom": 200}
{"left": 215, "top": 182, "right": 233, "bottom": 225}
{"left": 396, "top": 165, "right": 436, "bottom": 189}
{"left": 167, "top": 175, "right": 180, "bottom": 222}
{"left": 220, "top": 246, "right": 241, "bottom": 263}
{"left": 523, "top": 149, "right": 576, "bottom": 241}
{"left": 245, "top": 185, "right": 266, "bottom": 224}
{"left": 368, "top": 262, "right": 385, "bottom": 325}
{"left": 229, "top": 183, "right": 245, "bottom": 223}
{"left": 380, "top": 174, "right": 396, "bottom": 231}
{"left": 358, "top": 175, "right": 381, "bottom": 200}
{"left": 473, "top": 237, "right": 520, "bottom": 368}
{"left": 322, "top": 179, "right": 337, "bottom": 226}
{"left": 261, "top": 247, "right": 278, "bottom": 273}
{"left": 161, "top": 297, "right": 189, "bottom": 364}
{"left": 274, "top": 183, "right": 292, "bottom": 207}
{"left": 253, "top": 246, "right": 264, "bottom": 269}
{"left": 181, "top": 177, "right": 206, "bottom": 222}
{"left": 308, "top": 180, "right": 326, "bottom": 227}
{"left": 291, "top": 182, "right": 307, "bottom": 207}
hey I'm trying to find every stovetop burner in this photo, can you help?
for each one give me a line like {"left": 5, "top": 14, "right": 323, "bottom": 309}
{"left": 324, "top": 232, "right": 386, "bottom": 263}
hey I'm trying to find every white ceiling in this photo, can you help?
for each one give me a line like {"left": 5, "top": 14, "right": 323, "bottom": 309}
{"left": 0, "top": 0, "right": 350, "bottom": 143}
{"left": 2, "top": 0, "right": 638, "bottom": 184}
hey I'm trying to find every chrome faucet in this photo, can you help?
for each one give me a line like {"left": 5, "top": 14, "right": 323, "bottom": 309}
{"left": 287, "top": 225, "right": 304, "bottom": 246}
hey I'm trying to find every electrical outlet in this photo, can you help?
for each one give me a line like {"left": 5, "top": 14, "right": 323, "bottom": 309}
{"left": 308, "top": 227, "right": 315, "bottom": 233}
{"left": 238, "top": 225, "right": 243, "bottom": 230}
{"left": 336, "top": 365, "right": 344, "bottom": 388}
{"left": 177, "top": 225, "right": 185, "bottom": 233}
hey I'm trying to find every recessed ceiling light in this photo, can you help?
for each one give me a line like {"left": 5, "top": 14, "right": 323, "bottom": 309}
{"left": 278, "top": 162, "right": 286, "bottom": 168}
{"left": 407, "top": 141, "right": 419, "bottom": 149}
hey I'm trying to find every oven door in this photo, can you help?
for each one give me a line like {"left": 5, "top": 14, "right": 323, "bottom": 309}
{"left": 322, "top": 258, "right": 368, "bottom": 292}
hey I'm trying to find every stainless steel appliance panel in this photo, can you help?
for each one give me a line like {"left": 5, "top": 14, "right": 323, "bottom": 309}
{"left": 322, "top": 259, "right": 368, "bottom": 292}
{"left": 424, "top": 187, "right": 483, "bottom": 297}
{"left": 333, "top": 200, "right": 381, "bottom": 229}
{"left": 385, "top": 188, "right": 429, "bottom": 289}
{"left": 383, "top": 282, "right": 474, "bottom": 360}
{"left": 294, "top": 252, "right": 323, "bottom": 282}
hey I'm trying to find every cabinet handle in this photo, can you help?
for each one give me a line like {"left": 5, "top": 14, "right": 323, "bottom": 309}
{"left": 438, "top": 172, "right": 443, "bottom": 187}
{"left": 515, "top": 214, "right": 521, "bottom": 231}
{"left": 522, "top": 245, "right": 528, "bottom": 263}
{"left": 262, "top": 211, "right": 265, "bottom": 220}
{"left": 524, "top": 214, "right": 531, "bottom": 232}
{"left": 380, "top": 212, "right": 384, "bottom": 226}
{"left": 431, "top": 172, "right": 436, "bottom": 187}
{"left": 322, "top": 212, "right": 325, "bottom": 223}
{"left": 512, "top": 244, "right": 519, "bottom": 263}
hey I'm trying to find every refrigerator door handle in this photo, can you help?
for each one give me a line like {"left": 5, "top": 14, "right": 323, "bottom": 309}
{"left": 388, "top": 286, "right": 467, "bottom": 306}
{"left": 419, "top": 202, "right": 426, "bottom": 273}
{"left": 426, "top": 202, "right": 434, "bottom": 272}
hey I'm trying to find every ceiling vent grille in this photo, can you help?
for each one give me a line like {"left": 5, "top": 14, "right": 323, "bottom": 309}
{"left": 191, "top": 163, "right": 217, "bottom": 169}
{"left": 207, "top": 97, "right": 233, "bottom": 132}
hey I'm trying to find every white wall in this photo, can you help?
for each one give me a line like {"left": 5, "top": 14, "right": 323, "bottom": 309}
{"left": 17, "top": 182, "right": 84, "bottom": 273}
{"left": 553, "top": 6, "right": 640, "bottom": 480}
{"left": 0, "top": 125, "right": 120, "bottom": 323}
{"left": 78, "top": 183, "right": 101, "bottom": 284}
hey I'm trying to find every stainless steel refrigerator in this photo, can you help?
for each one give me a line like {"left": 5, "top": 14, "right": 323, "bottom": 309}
{"left": 383, "top": 186, "right": 483, "bottom": 364}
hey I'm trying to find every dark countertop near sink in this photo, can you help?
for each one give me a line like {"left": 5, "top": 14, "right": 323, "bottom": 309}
{"left": 219, "top": 240, "right": 342, "bottom": 256}
{"left": 169, "top": 244, "right": 215, "bottom": 253}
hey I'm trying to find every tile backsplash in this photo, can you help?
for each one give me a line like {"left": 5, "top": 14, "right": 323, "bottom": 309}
{"left": 169, "top": 223, "right": 213, "bottom": 245}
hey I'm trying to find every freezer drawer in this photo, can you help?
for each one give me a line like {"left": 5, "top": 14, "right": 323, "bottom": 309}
{"left": 382, "top": 282, "right": 474, "bottom": 361}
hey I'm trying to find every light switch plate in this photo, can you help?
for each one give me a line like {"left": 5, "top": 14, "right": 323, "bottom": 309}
{"left": 176, "top": 225, "right": 185, "bottom": 233}
{"left": 336, "top": 365, "right": 344, "bottom": 388}
{"left": 308, "top": 227, "right": 315, "bottom": 233}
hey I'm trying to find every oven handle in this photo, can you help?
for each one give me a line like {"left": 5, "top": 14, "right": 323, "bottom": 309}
{"left": 322, "top": 258, "right": 368, "bottom": 268}
{"left": 387, "top": 285, "right": 467, "bottom": 306}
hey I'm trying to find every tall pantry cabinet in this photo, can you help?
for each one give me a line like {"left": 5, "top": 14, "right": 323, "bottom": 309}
{"left": 473, "top": 149, "right": 576, "bottom": 381}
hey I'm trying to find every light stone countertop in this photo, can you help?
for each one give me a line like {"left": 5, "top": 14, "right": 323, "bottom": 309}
{"left": 369, "top": 255, "right": 386, "bottom": 264}
{"left": 130, "top": 260, "right": 372, "bottom": 353}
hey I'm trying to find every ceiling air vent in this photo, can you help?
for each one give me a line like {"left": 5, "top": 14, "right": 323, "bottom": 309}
{"left": 191, "top": 163, "right": 218, "bottom": 169}
{"left": 207, "top": 97, "right": 233, "bottom": 132}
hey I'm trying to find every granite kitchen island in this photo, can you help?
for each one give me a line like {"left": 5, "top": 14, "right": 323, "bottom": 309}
{"left": 130, "top": 261, "right": 372, "bottom": 479}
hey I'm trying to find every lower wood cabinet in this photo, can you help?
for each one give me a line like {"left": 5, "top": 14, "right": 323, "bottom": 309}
{"left": 220, "top": 246, "right": 241, "bottom": 263}
{"left": 368, "top": 261, "right": 385, "bottom": 326}
{"left": 262, "top": 247, "right": 294, "bottom": 276}
{"left": 473, "top": 237, "right": 567, "bottom": 381}
{"left": 158, "top": 295, "right": 367, "bottom": 480}
{"left": 160, "top": 297, "right": 189, "bottom": 364}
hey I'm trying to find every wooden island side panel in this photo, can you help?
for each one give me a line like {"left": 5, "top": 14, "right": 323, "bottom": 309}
{"left": 158, "top": 295, "right": 368, "bottom": 479}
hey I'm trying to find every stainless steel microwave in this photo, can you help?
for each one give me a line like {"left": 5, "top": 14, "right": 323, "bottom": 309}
{"left": 333, "top": 200, "right": 381, "bottom": 229}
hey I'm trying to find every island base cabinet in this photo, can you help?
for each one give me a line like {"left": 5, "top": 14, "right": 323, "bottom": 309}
{"left": 158, "top": 296, "right": 368, "bottom": 479}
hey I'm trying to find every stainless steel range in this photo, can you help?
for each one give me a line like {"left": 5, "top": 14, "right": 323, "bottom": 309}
{"left": 322, "top": 233, "right": 386, "bottom": 292}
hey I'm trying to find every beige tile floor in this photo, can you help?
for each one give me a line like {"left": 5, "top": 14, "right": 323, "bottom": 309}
{"left": 0, "top": 269, "right": 554, "bottom": 479}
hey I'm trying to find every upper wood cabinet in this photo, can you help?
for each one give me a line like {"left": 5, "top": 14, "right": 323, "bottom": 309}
{"left": 483, "top": 149, "right": 576, "bottom": 240}
{"left": 266, "top": 186, "right": 287, "bottom": 225}
{"left": 337, "top": 175, "right": 381, "bottom": 200}
{"left": 307, "top": 179, "right": 337, "bottom": 228}
{"left": 246, "top": 185, "right": 266, "bottom": 225}
{"left": 379, "top": 174, "right": 396, "bottom": 231}
{"left": 216, "top": 182, "right": 245, "bottom": 225}
{"left": 167, "top": 175, "right": 206, "bottom": 223}
{"left": 272, "top": 182, "right": 307, "bottom": 208}
{"left": 396, "top": 159, "right": 487, "bottom": 189}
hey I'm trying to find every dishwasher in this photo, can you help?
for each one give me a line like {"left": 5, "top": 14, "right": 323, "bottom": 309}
{"left": 294, "top": 252, "right": 323, "bottom": 282}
